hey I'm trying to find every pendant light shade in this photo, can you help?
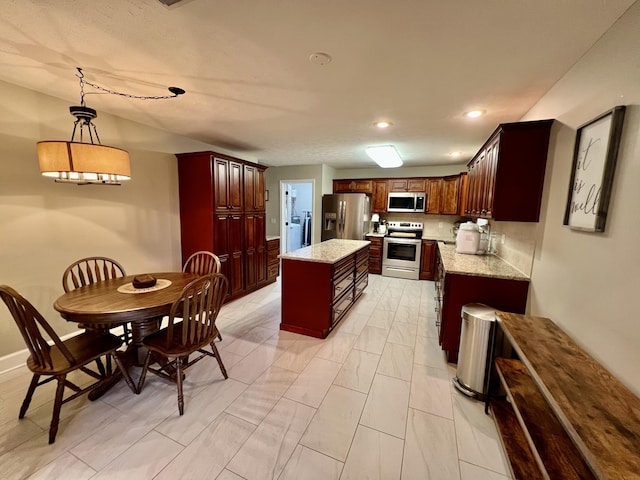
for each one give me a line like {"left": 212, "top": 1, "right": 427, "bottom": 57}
{"left": 38, "top": 141, "right": 131, "bottom": 184}
{"left": 37, "top": 67, "right": 184, "bottom": 185}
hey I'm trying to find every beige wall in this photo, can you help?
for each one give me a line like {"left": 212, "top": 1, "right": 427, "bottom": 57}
{"left": 504, "top": 3, "right": 640, "bottom": 395}
{"left": 0, "top": 81, "right": 217, "bottom": 359}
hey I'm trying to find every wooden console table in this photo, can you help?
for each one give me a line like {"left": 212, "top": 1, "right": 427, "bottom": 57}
{"left": 488, "top": 312, "right": 640, "bottom": 479}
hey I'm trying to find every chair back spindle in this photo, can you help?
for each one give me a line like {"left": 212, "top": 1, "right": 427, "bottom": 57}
{"left": 166, "top": 274, "right": 227, "bottom": 350}
{"left": 182, "top": 251, "right": 221, "bottom": 276}
{"left": 62, "top": 257, "right": 126, "bottom": 292}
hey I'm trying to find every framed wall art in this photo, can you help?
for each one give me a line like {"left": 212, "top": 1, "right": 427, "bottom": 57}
{"left": 563, "top": 105, "right": 626, "bottom": 232}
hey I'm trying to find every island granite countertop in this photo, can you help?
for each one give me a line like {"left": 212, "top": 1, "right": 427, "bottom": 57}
{"left": 438, "top": 242, "right": 529, "bottom": 281}
{"left": 279, "top": 239, "right": 370, "bottom": 264}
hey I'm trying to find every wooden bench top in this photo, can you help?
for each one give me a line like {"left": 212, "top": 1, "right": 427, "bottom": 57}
{"left": 497, "top": 312, "right": 640, "bottom": 480}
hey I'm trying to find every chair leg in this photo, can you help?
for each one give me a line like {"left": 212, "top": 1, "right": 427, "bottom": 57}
{"left": 210, "top": 341, "right": 228, "bottom": 379}
{"left": 176, "top": 357, "right": 185, "bottom": 415}
{"left": 49, "top": 375, "right": 66, "bottom": 444}
{"left": 217, "top": 332, "right": 222, "bottom": 341}
{"left": 136, "top": 350, "right": 152, "bottom": 395}
{"left": 19, "top": 374, "right": 40, "bottom": 419}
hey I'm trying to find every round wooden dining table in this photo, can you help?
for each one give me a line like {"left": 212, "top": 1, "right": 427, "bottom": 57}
{"left": 54, "top": 271, "right": 199, "bottom": 396}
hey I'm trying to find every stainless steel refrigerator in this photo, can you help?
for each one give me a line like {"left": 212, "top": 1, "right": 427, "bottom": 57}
{"left": 321, "top": 193, "right": 371, "bottom": 241}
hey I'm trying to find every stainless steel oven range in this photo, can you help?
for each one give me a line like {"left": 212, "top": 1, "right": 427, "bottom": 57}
{"left": 382, "top": 221, "right": 423, "bottom": 280}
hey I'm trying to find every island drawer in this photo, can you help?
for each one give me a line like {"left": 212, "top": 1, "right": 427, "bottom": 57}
{"left": 331, "top": 287, "right": 354, "bottom": 327}
{"left": 355, "top": 255, "right": 368, "bottom": 277}
{"left": 333, "top": 255, "right": 355, "bottom": 279}
{"left": 354, "top": 271, "right": 368, "bottom": 298}
{"left": 333, "top": 269, "right": 355, "bottom": 299}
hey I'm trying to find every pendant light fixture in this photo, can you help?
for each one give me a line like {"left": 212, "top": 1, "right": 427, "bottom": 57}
{"left": 37, "top": 68, "right": 185, "bottom": 185}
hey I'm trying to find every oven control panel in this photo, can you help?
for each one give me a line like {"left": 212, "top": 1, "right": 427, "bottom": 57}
{"left": 386, "top": 222, "right": 423, "bottom": 229}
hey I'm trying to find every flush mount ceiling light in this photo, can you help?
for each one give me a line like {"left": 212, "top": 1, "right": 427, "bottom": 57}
{"left": 464, "top": 109, "right": 486, "bottom": 119}
{"left": 374, "top": 121, "right": 392, "bottom": 129}
{"left": 366, "top": 145, "right": 403, "bottom": 168}
{"left": 449, "top": 151, "right": 462, "bottom": 158}
{"left": 37, "top": 67, "right": 185, "bottom": 185}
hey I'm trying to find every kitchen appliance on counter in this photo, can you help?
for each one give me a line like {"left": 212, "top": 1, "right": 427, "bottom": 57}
{"left": 387, "top": 192, "right": 426, "bottom": 213}
{"left": 371, "top": 213, "right": 380, "bottom": 233}
{"left": 382, "top": 221, "right": 423, "bottom": 280}
{"left": 456, "top": 220, "right": 492, "bottom": 255}
{"left": 321, "top": 193, "right": 371, "bottom": 241}
{"left": 456, "top": 221, "right": 480, "bottom": 254}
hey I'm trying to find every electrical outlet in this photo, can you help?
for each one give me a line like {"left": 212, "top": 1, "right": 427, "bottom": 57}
{"left": 501, "top": 234, "right": 506, "bottom": 244}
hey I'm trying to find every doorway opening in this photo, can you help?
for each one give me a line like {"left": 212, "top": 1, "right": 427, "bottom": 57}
{"left": 280, "top": 180, "right": 314, "bottom": 254}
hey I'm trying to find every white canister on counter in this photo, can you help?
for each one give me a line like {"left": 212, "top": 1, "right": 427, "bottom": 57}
{"left": 456, "top": 222, "right": 480, "bottom": 254}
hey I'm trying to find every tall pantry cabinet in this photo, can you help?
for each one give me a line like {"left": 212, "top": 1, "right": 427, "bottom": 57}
{"left": 177, "top": 151, "right": 270, "bottom": 300}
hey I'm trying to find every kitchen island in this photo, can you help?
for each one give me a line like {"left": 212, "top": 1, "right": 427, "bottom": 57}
{"left": 279, "top": 239, "right": 370, "bottom": 338}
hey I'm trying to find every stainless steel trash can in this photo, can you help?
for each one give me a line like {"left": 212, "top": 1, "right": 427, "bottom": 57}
{"left": 453, "top": 303, "right": 496, "bottom": 399}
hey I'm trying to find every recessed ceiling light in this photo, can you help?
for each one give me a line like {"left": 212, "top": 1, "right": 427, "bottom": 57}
{"left": 374, "top": 121, "right": 392, "bottom": 129}
{"left": 309, "top": 52, "right": 332, "bottom": 66}
{"left": 366, "top": 145, "right": 403, "bottom": 168}
{"left": 449, "top": 151, "right": 462, "bottom": 158}
{"left": 465, "top": 110, "right": 486, "bottom": 118}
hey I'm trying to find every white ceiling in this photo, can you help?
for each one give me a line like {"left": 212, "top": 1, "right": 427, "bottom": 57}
{"left": 0, "top": 0, "right": 635, "bottom": 168}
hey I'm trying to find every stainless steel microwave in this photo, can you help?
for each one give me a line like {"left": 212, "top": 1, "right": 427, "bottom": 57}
{"left": 387, "top": 192, "right": 426, "bottom": 213}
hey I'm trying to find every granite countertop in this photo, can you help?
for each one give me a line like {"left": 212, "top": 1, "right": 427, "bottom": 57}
{"left": 279, "top": 239, "right": 371, "bottom": 264}
{"left": 266, "top": 235, "right": 280, "bottom": 241}
{"left": 438, "top": 242, "right": 529, "bottom": 281}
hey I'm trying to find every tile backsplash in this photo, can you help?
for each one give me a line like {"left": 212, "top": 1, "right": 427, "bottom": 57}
{"left": 382, "top": 213, "right": 459, "bottom": 240}
{"left": 490, "top": 221, "right": 539, "bottom": 276}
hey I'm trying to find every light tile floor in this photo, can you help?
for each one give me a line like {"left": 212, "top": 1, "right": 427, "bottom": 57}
{"left": 0, "top": 275, "right": 511, "bottom": 479}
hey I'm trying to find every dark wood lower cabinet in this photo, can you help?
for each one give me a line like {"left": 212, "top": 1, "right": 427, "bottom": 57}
{"left": 419, "top": 240, "right": 437, "bottom": 280}
{"left": 435, "top": 256, "right": 529, "bottom": 363}
{"left": 266, "top": 238, "right": 280, "bottom": 283}
{"left": 365, "top": 235, "right": 383, "bottom": 274}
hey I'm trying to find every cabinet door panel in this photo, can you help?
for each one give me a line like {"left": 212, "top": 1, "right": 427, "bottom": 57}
{"left": 426, "top": 179, "right": 442, "bottom": 214}
{"left": 407, "top": 179, "right": 426, "bottom": 192}
{"left": 229, "top": 161, "right": 243, "bottom": 211}
{"left": 372, "top": 180, "right": 388, "bottom": 213}
{"left": 214, "top": 157, "right": 229, "bottom": 211}
{"left": 441, "top": 175, "right": 461, "bottom": 215}
{"left": 389, "top": 179, "right": 408, "bottom": 192}
{"left": 243, "top": 165, "right": 255, "bottom": 212}
{"left": 419, "top": 240, "right": 437, "bottom": 280}
{"left": 255, "top": 169, "right": 265, "bottom": 211}
{"left": 228, "top": 215, "right": 244, "bottom": 294}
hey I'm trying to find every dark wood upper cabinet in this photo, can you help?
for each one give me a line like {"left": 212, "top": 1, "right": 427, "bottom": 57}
{"left": 214, "top": 156, "right": 243, "bottom": 212}
{"left": 333, "top": 174, "right": 466, "bottom": 216}
{"left": 389, "top": 178, "right": 426, "bottom": 192}
{"left": 244, "top": 164, "right": 266, "bottom": 212}
{"left": 333, "top": 179, "right": 373, "bottom": 194}
{"left": 371, "top": 180, "right": 388, "bottom": 213}
{"left": 425, "top": 179, "right": 442, "bottom": 214}
{"left": 465, "top": 119, "right": 553, "bottom": 222}
{"left": 441, "top": 175, "right": 462, "bottom": 215}
{"left": 177, "top": 151, "right": 272, "bottom": 301}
